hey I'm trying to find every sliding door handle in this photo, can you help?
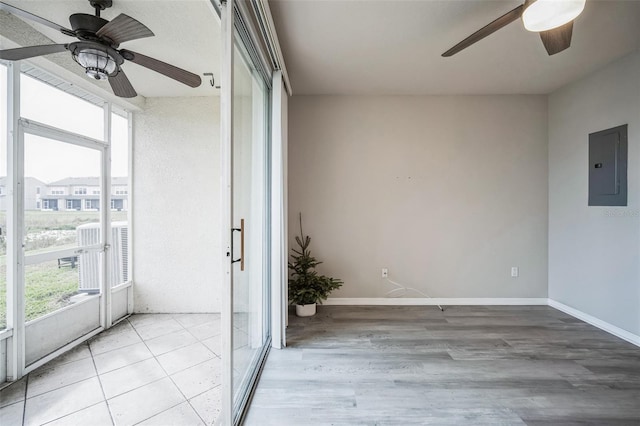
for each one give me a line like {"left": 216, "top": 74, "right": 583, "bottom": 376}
{"left": 231, "top": 218, "right": 245, "bottom": 271}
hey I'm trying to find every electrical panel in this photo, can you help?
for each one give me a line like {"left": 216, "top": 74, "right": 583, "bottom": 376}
{"left": 588, "top": 124, "right": 627, "bottom": 206}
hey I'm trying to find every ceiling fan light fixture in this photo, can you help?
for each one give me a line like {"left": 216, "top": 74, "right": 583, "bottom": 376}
{"left": 71, "top": 44, "right": 118, "bottom": 80}
{"left": 522, "top": 0, "right": 585, "bottom": 32}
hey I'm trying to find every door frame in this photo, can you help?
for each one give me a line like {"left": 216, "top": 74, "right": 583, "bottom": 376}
{"left": 219, "top": 0, "right": 234, "bottom": 422}
{"left": 17, "top": 119, "right": 110, "bottom": 374}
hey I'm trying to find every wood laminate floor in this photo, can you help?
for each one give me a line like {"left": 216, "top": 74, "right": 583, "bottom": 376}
{"left": 244, "top": 305, "right": 640, "bottom": 425}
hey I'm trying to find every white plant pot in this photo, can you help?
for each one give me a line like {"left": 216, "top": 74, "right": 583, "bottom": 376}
{"left": 296, "top": 303, "right": 317, "bottom": 317}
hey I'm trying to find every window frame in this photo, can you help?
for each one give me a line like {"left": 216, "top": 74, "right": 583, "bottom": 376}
{"left": 1, "top": 60, "right": 134, "bottom": 382}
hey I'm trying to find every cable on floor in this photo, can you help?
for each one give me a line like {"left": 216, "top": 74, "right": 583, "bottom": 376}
{"left": 384, "top": 277, "right": 444, "bottom": 311}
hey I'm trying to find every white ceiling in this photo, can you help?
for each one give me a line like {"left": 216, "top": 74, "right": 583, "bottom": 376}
{"left": 1, "top": 0, "right": 221, "bottom": 98}
{"left": 270, "top": 0, "right": 640, "bottom": 95}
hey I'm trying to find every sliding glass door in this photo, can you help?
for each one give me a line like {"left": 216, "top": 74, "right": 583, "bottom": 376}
{"left": 231, "top": 39, "right": 270, "bottom": 416}
{"left": 220, "top": 0, "right": 272, "bottom": 423}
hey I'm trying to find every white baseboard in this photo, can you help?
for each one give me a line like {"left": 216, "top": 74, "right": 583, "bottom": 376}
{"left": 323, "top": 297, "right": 548, "bottom": 306}
{"left": 548, "top": 299, "right": 640, "bottom": 348}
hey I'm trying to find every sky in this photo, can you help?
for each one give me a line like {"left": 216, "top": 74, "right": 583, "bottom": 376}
{"left": 0, "top": 66, "right": 129, "bottom": 182}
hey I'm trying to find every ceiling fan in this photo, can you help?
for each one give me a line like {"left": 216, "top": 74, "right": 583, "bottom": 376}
{"left": 0, "top": 0, "right": 202, "bottom": 98}
{"left": 442, "top": 0, "right": 586, "bottom": 57}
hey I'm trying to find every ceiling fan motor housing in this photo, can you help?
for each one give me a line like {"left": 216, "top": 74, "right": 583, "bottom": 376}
{"left": 69, "top": 13, "right": 110, "bottom": 41}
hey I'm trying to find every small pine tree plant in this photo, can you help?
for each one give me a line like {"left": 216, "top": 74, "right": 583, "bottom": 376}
{"left": 288, "top": 213, "right": 343, "bottom": 306}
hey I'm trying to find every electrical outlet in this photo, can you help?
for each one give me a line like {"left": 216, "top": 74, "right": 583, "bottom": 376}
{"left": 511, "top": 266, "right": 519, "bottom": 278}
{"left": 381, "top": 268, "right": 388, "bottom": 278}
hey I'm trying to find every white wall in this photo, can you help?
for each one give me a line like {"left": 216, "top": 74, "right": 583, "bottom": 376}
{"left": 133, "top": 96, "right": 221, "bottom": 313}
{"left": 549, "top": 51, "right": 640, "bottom": 336}
{"left": 289, "top": 95, "right": 548, "bottom": 299}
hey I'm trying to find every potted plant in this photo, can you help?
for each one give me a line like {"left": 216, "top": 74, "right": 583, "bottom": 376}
{"left": 288, "top": 213, "right": 343, "bottom": 317}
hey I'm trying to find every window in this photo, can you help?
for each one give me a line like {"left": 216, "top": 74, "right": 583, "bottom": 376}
{"left": 111, "top": 199, "right": 124, "bottom": 211}
{"left": 64, "top": 199, "right": 82, "bottom": 211}
{"left": 87, "top": 199, "right": 99, "bottom": 210}
{"left": 20, "top": 73, "right": 104, "bottom": 139}
{"left": 2, "top": 62, "right": 134, "bottom": 377}
{"left": 111, "top": 111, "right": 129, "bottom": 292}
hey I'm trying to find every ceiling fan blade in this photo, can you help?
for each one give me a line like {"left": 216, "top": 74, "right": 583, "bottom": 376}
{"left": 120, "top": 49, "right": 202, "bottom": 88}
{"left": 442, "top": 4, "right": 524, "bottom": 57}
{"left": 96, "top": 14, "right": 154, "bottom": 46}
{"left": 109, "top": 69, "right": 137, "bottom": 98}
{"left": 539, "top": 21, "right": 573, "bottom": 55}
{"left": 0, "top": 44, "right": 68, "bottom": 61}
{"left": 0, "top": 1, "right": 74, "bottom": 36}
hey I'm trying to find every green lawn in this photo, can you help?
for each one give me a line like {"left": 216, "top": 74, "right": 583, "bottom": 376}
{"left": 0, "top": 210, "right": 128, "bottom": 329}
{"left": 0, "top": 259, "right": 80, "bottom": 328}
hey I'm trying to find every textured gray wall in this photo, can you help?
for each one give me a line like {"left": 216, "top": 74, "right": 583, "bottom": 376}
{"left": 288, "top": 95, "right": 548, "bottom": 299}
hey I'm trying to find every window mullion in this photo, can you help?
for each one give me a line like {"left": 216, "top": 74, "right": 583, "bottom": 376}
{"left": 6, "top": 62, "right": 25, "bottom": 380}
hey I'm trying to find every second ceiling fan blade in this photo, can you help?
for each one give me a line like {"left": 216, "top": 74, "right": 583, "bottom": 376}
{"left": 109, "top": 69, "right": 137, "bottom": 98}
{"left": 120, "top": 49, "right": 202, "bottom": 88}
{"left": 0, "top": 2, "right": 74, "bottom": 36}
{"left": 442, "top": 4, "right": 524, "bottom": 57}
{"left": 539, "top": 21, "right": 573, "bottom": 55}
{"left": 96, "top": 14, "right": 154, "bottom": 46}
{"left": 0, "top": 44, "right": 68, "bottom": 61}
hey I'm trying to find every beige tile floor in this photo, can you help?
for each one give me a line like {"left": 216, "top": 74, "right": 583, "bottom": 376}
{"left": 0, "top": 314, "right": 222, "bottom": 426}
